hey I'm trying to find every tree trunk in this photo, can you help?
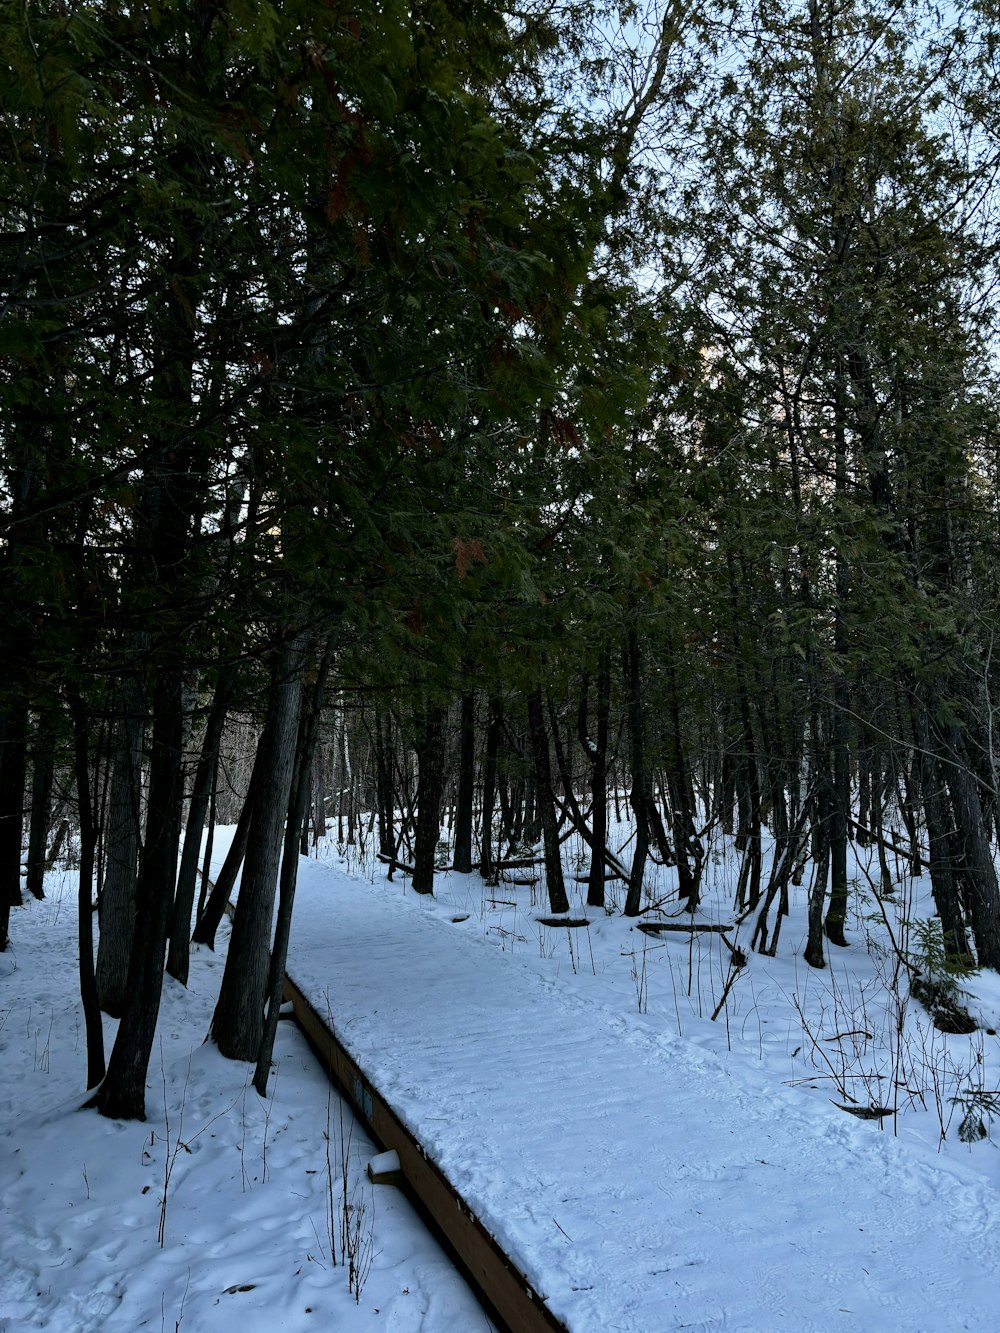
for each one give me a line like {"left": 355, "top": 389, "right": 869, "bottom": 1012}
{"left": 664, "top": 650, "right": 702, "bottom": 909}
{"left": 88, "top": 667, "right": 185, "bottom": 1119}
{"left": 96, "top": 667, "right": 147, "bottom": 1016}
{"left": 526, "top": 689, "right": 569, "bottom": 914}
{"left": 0, "top": 693, "right": 28, "bottom": 950}
{"left": 914, "top": 709, "right": 970, "bottom": 963}
{"left": 825, "top": 405, "right": 852, "bottom": 947}
{"left": 824, "top": 716, "right": 851, "bottom": 947}
{"left": 453, "top": 691, "right": 475, "bottom": 873}
{"left": 753, "top": 785, "right": 813, "bottom": 957}
{"left": 729, "top": 553, "right": 762, "bottom": 910}
{"left": 299, "top": 758, "right": 314, "bottom": 855}
{"left": 645, "top": 779, "right": 674, "bottom": 865}
{"left": 804, "top": 774, "right": 831, "bottom": 969}
{"left": 192, "top": 753, "right": 258, "bottom": 947}
{"left": 197, "top": 778, "right": 217, "bottom": 922}
{"left": 68, "top": 687, "right": 106, "bottom": 1089}
{"left": 211, "top": 636, "right": 305, "bottom": 1060}
{"left": 412, "top": 701, "right": 447, "bottom": 895}
{"left": 0, "top": 448, "right": 44, "bottom": 948}
{"left": 581, "top": 648, "right": 611, "bottom": 910}
{"left": 373, "top": 704, "right": 395, "bottom": 862}
{"left": 25, "top": 709, "right": 57, "bottom": 901}
{"left": 254, "top": 640, "right": 334, "bottom": 1094}
{"left": 479, "top": 696, "right": 502, "bottom": 882}
{"left": 942, "top": 723, "right": 1000, "bottom": 969}
{"left": 522, "top": 771, "right": 539, "bottom": 845}
{"left": 166, "top": 671, "right": 233, "bottom": 985}
{"left": 622, "top": 621, "right": 649, "bottom": 918}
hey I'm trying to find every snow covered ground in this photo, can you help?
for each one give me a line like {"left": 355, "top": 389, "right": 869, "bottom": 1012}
{"left": 0, "top": 870, "right": 494, "bottom": 1333}
{"left": 4, "top": 816, "right": 1000, "bottom": 1331}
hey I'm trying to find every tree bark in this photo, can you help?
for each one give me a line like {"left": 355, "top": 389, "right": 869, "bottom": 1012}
{"left": 88, "top": 667, "right": 185, "bottom": 1119}
{"left": 373, "top": 704, "right": 395, "bottom": 862}
{"left": 254, "top": 639, "right": 334, "bottom": 1094}
{"left": 453, "top": 691, "right": 475, "bottom": 874}
{"left": 622, "top": 621, "right": 649, "bottom": 918}
{"left": 96, "top": 667, "right": 147, "bottom": 1015}
{"left": 913, "top": 708, "right": 970, "bottom": 963}
{"left": 479, "top": 696, "right": 502, "bottom": 883}
{"left": 663, "top": 649, "right": 702, "bottom": 909}
{"left": 824, "top": 720, "right": 851, "bottom": 947}
{"left": 211, "top": 635, "right": 306, "bottom": 1060}
{"left": 581, "top": 648, "right": 611, "bottom": 910}
{"left": 825, "top": 386, "right": 852, "bottom": 948}
{"left": 412, "top": 701, "right": 447, "bottom": 895}
{"left": 192, "top": 738, "right": 263, "bottom": 948}
{"left": 0, "top": 693, "right": 28, "bottom": 949}
{"left": 68, "top": 687, "right": 106, "bottom": 1089}
{"left": 25, "top": 709, "right": 57, "bottom": 901}
{"left": 804, "top": 771, "right": 830, "bottom": 969}
{"left": 167, "top": 671, "right": 232, "bottom": 984}
{"left": 942, "top": 723, "right": 1000, "bottom": 969}
{"left": 526, "top": 689, "right": 569, "bottom": 914}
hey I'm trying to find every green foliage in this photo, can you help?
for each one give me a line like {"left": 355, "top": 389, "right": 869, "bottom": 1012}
{"left": 910, "top": 918, "right": 976, "bottom": 987}
{"left": 909, "top": 919, "right": 978, "bottom": 1036}
{"left": 952, "top": 1088, "right": 1000, "bottom": 1144}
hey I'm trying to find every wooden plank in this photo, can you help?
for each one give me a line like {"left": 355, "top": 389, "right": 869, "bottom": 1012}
{"left": 282, "top": 973, "right": 569, "bottom": 1333}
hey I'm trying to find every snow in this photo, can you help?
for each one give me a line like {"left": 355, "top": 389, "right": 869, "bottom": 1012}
{"left": 4, "top": 821, "right": 1000, "bottom": 1331}
{"left": 0, "top": 872, "right": 493, "bottom": 1333}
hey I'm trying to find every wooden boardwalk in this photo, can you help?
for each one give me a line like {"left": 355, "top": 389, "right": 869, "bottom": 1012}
{"left": 283, "top": 973, "right": 569, "bottom": 1333}
{"left": 274, "top": 860, "right": 1000, "bottom": 1333}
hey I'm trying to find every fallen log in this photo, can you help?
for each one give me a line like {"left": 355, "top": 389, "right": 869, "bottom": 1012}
{"left": 377, "top": 851, "right": 416, "bottom": 875}
{"left": 636, "top": 921, "right": 734, "bottom": 936}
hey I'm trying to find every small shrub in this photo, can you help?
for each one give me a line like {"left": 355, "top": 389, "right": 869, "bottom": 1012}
{"left": 909, "top": 919, "right": 977, "bottom": 1035}
{"left": 952, "top": 1089, "right": 1000, "bottom": 1143}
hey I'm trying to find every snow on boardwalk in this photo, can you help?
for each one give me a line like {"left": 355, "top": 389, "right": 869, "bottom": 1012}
{"left": 289, "top": 861, "right": 1000, "bottom": 1333}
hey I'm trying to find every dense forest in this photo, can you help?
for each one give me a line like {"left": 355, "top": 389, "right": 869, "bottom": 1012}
{"left": 4, "top": 0, "right": 1000, "bottom": 1122}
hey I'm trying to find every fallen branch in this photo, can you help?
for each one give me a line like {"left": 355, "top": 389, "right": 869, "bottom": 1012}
{"left": 377, "top": 852, "right": 415, "bottom": 875}
{"left": 849, "top": 819, "right": 929, "bottom": 871}
{"left": 636, "top": 921, "right": 733, "bottom": 935}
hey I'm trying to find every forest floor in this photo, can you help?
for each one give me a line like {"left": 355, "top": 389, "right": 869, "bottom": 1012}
{"left": 0, "top": 864, "right": 490, "bottom": 1333}
{"left": 4, "top": 816, "right": 1000, "bottom": 1330}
